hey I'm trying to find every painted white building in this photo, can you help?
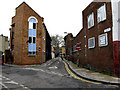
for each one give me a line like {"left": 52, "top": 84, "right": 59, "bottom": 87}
{"left": 51, "top": 45, "right": 55, "bottom": 59}
{"left": 0, "top": 34, "right": 9, "bottom": 58}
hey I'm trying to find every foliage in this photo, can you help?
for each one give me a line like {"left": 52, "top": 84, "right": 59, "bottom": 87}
{"left": 51, "top": 34, "right": 64, "bottom": 47}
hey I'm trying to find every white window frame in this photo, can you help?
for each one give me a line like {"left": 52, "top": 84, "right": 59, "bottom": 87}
{"left": 88, "top": 37, "right": 95, "bottom": 49}
{"left": 98, "top": 33, "right": 108, "bottom": 47}
{"left": 97, "top": 3, "right": 106, "bottom": 23}
{"left": 28, "top": 17, "right": 37, "bottom": 56}
{"left": 88, "top": 12, "right": 94, "bottom": 29}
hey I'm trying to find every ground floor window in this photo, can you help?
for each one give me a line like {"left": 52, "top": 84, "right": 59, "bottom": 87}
{"left": 28, "top": 43, "right": 36, "bottom": 56}
{"left": 98, "top": 33, "right": 108, "bottom": 47}
{"left": 88, "top": 37, "right": 95, "bottom": 49}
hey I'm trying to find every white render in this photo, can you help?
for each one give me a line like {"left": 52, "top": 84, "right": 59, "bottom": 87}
{"left": 0, "top": 35, "right": 9, "bottom": 53}
{"left": 111, "top": 0, "right": 120, "bottom": 41}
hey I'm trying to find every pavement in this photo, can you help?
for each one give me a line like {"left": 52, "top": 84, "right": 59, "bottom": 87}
{"left": 63, "top": 58, "right": 120, "bottom": 86}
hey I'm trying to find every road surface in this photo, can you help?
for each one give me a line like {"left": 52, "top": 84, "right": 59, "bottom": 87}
{"left": 1, "top": 57, "right": 118, "bottom": 89}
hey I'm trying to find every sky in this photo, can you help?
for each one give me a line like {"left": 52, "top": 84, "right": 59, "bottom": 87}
{"left": 0, "top": 0, "right": 92, "bottom": 38}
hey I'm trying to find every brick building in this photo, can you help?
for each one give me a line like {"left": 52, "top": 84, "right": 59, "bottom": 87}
{"left": 65, "top": 1, "right": 120, "bottom": 76}
{"left": 64, "top": 33, "right": 74, "bottom": 61}
{"left": 10, "top": 2, "right": 51, "bottom": 65}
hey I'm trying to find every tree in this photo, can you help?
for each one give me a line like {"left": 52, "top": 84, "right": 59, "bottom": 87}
{"left": 51, "top": 34, "right": 64, "bottom": 47}
{"left": 51, "top": 34, "right": 64, "bottom": 56}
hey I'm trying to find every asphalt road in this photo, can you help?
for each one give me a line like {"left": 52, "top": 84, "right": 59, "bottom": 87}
{"left": 1, "top": 57, "right": 119, "bottom": 89}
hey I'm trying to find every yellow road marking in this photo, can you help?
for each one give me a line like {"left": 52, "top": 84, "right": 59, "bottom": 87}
{"left": 62, "top": 60, "right": 119, "bottom": 87}
{"left": 62, "top": 60, "right": 105, "bottom": 85}
{"left": 108, "top": 85, "right": 119, "bottom": 88}
{"left": 24, "top": 58, "right": 119, "bottom": 88}
{"left": 47, "top": 62, "right": 53, "bottom": 66}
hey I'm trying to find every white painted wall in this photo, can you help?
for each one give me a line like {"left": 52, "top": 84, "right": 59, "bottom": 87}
{"left": 111, "top": 0, "right": 120, "bottom": 41}
{"left": 51, "top": 46, "right": 55, "bottom": 59}
{"left": 0, "top": 36, "right": 2, "bottom": 52}
{"left": 0, "top": 35, "right": 9, "bottom": 52}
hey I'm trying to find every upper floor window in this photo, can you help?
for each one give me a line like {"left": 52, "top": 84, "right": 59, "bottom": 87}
{"left": 97, "top": 3, "right": 106, "bottom": 23}
{"left": 88, "top": 12, "right": 94, "bottom": 29}
{"left": 29, "top": 17, "right": 38, "bottom": 29}
{"left": 28, "top": 17, "right": 38, "bottom": 56}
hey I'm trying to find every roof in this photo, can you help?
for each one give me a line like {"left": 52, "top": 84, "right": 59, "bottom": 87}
{"left": 16, "top": 2, "right": 43, "bottom": 19}
{"left": 0, "top": 34, "right": 8, "bottom": 38}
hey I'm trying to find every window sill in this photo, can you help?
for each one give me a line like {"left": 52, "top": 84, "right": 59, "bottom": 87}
{"left": 99, "top": 44, "right": 108, "bottom": 47}
{"left": 88, "top": 47, "right": 95, "bottom": 49}
{"left": 28, "top": 55, "right": 37, "bottom": 56}
{"left": 98, "top": 19, "right": 106, "bottom": 24}
{"left": 88, "top": 25, "right": 94, "bottom": 30}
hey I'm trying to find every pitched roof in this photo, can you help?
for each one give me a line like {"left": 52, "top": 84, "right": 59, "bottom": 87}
{"left": 16, "top": 2, "right": 43, "bottom": 19}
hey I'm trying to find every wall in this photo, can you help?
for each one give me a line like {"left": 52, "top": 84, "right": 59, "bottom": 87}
{"left": 42, "top": 23, "right": 46, "bottom": 63}
{"left": 73, "top": 29, "right": 86, "bottom": 66}
{"left": 45, "top": 28, "right": 52, "bottom": 61}
{"left": 72, "top": 2, "right": 114, "bottom": 75}
{"left": 0, "top": 36, "right": 2, "bottom": 52}
{"left": 111, "top": 0, "right": 120, "bottom": 77}
{"left": 22, "top": 2, "right": 43, "bottom": 65}
{"left": 0, "top": 35, "right": 9, "bottom": 53}
{"left": 11, "top": 3, "right": 24, "bottom": 64}
{"left": 11, "top": 2, "right": 46, "bottom": 65}
{"left": 64, "top": 33, "right": 74, "bottom": 60}
{"left": 62, "top": 46, "right": 65, "bottom": 56}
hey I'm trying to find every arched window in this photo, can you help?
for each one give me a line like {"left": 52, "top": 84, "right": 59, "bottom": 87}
{"left": 28, "top": 16, "right": 38, "bottom": 56}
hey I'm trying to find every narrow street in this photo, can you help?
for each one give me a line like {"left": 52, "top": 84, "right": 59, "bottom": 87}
{"left": 1, "top": 58, "right": 118, "bottom": 89}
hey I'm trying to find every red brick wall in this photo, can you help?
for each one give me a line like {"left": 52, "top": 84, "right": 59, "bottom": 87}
{"left": 64, "top": 33, "right": 74, "bottom": 60}
{"left": 11, "top": 2, "right": 45, "bottom": 65}
{"left": 12, "top": 4, "right": 24, "bottom": 64}
{"left": 72, "top": 2, "right": 114, "bottom": 75}
{"left": 113, "top": 41, "right": 120, "bottom": 77}
{"left": 73, "top": 29, "right": 86, "bottom": 66}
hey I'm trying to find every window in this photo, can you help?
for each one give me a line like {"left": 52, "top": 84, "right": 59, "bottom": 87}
{"left": 33, "top": 37, "right": 35, "bottom": 44}
{"left": 97, "top": 3, "right": 106, "bottom": 23}
{"left": 28, "top": 17, "right": 38, "bottom": 56}
{"left": 29, "top": 37, "right": 32, "bottom": 43}
{"left": 98, "top": 33, "right": 108, "bottom": 47}
{"left": 88, "top": 37, "right": 95, "bottom": 49}
{"left": 33, "top": 23, "right": 36, "bottom": 29}
{"left": 88, "top": 12, "right": 94, "bottom": 29}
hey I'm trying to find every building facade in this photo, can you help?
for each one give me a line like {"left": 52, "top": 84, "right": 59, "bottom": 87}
{"left": 51, "top": 45, "right": 55, "bottom": 59}
{"left": 10, "top": 2, "right": 51, "bottom": 65}
{"left": 64, "top": 33, "right": 74, "bottom": 61}
{"left": 62, "top": 46, "right": 65, "bottom": 57}
{"left": 0, "top": 34, "right": 9, "bottom": 59}
{"left": 65, "top": 1, "right": 120, "bottom": 76}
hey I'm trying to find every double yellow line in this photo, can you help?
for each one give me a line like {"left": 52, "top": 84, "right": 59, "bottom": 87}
{"left": 47, "top": 61, "right": 53, "bottom": 66}
{"left": 62, "top": 60, "right": 119, "bottom": 87}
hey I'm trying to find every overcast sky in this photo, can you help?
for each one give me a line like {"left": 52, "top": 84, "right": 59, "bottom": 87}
{"left": 0, "top": 0, "right": 92, "bottom": 38}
